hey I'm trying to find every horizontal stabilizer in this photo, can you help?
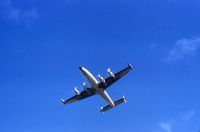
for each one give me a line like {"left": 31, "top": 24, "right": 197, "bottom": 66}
{"left": 100, "top": 96, "right": 126, "bottom": 113}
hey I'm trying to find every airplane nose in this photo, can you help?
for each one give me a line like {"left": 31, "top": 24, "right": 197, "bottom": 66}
{"left": 79, "top": 66, "right": 83, "bottom": 70}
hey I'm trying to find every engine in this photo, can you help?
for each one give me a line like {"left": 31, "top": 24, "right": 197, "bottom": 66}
{"left": 98, "top": 74, "right": 107, "bottom": 86}
{"left": 83, "top": 82, "right": 87, "bottom": 90}
{"left": 107, "top": 68, "right": 115, "bottom": 78}
{"left": 74, "top": 87, "right": 80, "bottom": 95}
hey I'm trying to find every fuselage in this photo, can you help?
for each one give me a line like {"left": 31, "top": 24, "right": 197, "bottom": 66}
{"left": 79, "top": 66, "right": 115, "bottom": 107}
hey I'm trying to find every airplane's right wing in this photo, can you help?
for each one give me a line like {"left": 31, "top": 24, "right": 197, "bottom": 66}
{"left": 98, "top": 64, "right": 132, "bottom": 89}
{"left": 61, "top": 88, "right": 96, "bottom": 104}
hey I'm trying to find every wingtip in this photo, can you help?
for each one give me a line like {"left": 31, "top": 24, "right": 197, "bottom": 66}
{"left": 100, "top": 107, "right": 105, "bottom": 113}
{"left": 128, "top": 64, "right": 132, "bottom": 69}
{"left": 60, "top": 99, "right": 66, "bottom": 104}
{"left": 122, "top": 96, "right": 127, "bottom": 103}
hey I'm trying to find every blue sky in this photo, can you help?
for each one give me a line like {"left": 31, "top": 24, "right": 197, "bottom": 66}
{"left": 1, "top": 0, "right": 200, "bottom": 131}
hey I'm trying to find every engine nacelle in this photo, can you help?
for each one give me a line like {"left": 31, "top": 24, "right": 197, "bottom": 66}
{"left": 98, "top": 74, "right": 105, "bottom": 82}
{"left": 83, "top": 82, "right": 87, "bottom": 90}
{"left": 107, "top": 68, "right": 115, "bottom": 78}
{"left": 98, "top": 74, "right": 107, "bottom": 86}
{"left": 74, "top": 87, "right": 80, "bottom": 95}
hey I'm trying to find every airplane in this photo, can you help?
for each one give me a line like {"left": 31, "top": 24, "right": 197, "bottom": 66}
{"left": 61, "top": 64, "right": 132, "bottom": 112}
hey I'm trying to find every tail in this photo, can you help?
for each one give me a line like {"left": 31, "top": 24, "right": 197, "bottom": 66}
{"left": 100, "top": 96, "right": 126, "bottom": 113}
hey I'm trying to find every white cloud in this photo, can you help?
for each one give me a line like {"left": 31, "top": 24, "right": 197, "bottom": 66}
{"left": 0, "top": 0, "right": 39, "bottom": 24}
{"left": 154, "top": 110, "right": 196, "bottom": 132}
{"left": 182, "top": 110, "right": 195, "bottom": 121}
{"left": 159, "top": 122, "right": 172, "bottom": 132}
{"left": 165, "top": 37, "right": 200, "bottom": 63}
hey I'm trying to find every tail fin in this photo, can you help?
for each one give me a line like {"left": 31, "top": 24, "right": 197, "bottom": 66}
{"left": 100, "top": 96, "right": 126, "bottom": 113}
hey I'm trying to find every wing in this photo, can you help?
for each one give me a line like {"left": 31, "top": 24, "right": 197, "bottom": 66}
{"left": 61, "top": 88, "right": 96, "bottom": 104}
{"left": 98, "top": 64, "right": 132, "bottom": 89}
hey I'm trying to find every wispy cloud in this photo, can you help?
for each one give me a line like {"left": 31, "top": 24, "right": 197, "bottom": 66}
{"left": 165, "top": 37, "right": 200, "bottom": 63}
{"left": 150, "top": 43, "right": 157, "bottom": 51}
{"left": 182, "top": 110, "right": 195, "bottom": 122}
{"left": 159, "top": 122, "right": 172, "bottom": 132}
{"left": 154, "top": 110, "right": 196, "bottom": 132}
{"left": 0, "top": 0, "right": 39, "bottom": 24}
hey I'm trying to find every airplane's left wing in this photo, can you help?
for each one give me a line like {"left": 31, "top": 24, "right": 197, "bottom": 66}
{"left": 61, "top": 88, "right": 96, "bottom": 104}
{"left": 98, "top": 64, "right": 132, "bottom": 89}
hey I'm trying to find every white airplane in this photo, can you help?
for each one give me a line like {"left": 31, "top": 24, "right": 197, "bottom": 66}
{"left": 61, "top": 64, "right": 132, "bottom": 112}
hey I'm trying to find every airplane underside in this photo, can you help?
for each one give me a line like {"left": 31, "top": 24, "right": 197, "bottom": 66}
{"left": 61, "top": 64, "right": 132, "bottom": 112}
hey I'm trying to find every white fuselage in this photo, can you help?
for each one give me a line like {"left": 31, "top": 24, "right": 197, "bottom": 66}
{"left": 79, "top": 66, "right": 115, "bottom": 107}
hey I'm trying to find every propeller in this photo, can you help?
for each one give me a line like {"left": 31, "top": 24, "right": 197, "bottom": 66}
{"left": 107, "top": 68, "right": 115, "bottom": 78}
{"left": 107, "top": 68, "right": 111, "bottom": 72}
{"left": 98, "top": 74, "right": 101, "bottom": 78}
{"left": 74, "top": 87, "right": 80, "bottom": 95}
